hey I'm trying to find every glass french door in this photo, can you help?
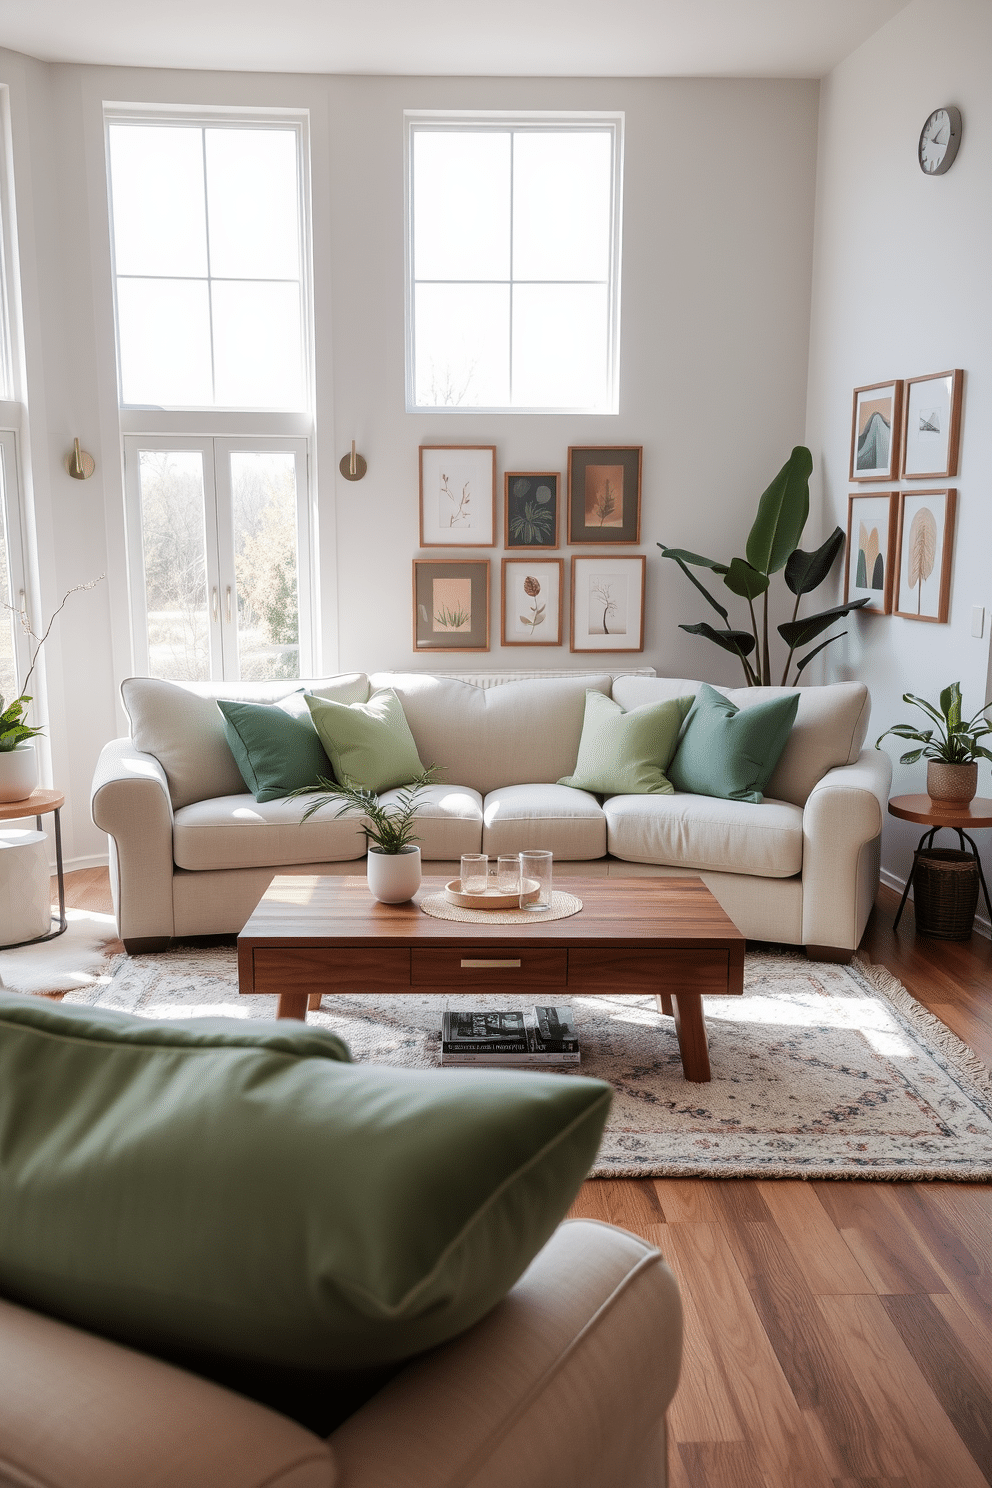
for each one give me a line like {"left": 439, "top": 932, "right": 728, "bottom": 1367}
{"left": 124, "top": 436, "right": 312, "bottom": 682}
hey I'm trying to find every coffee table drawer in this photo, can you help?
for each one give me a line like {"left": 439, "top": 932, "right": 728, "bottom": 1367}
{"left": 568, "top": 948, "right": 730, "bottom": 994}
{"left": 251, "top": 947, "right": 411, "bottom": 995}
{"left": 411, "top": 948, "right": 568, "bottom": 988}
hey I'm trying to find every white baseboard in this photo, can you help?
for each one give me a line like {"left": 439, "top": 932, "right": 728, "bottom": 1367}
{"left": 48, "top": 851, "right": 111, "bottom": 875}
{"left": 880, "top": 866, "right": 990, "bottom": 940}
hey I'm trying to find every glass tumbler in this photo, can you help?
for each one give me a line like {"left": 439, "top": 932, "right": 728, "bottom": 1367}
{"left": 519, "top": 850, "right": 553, "bottom": 911}
{"left": 497, "top": 855, "right": 521, "bottom": 894}
{"left": 460, "top": 853, "right": 488, "bottom": 894}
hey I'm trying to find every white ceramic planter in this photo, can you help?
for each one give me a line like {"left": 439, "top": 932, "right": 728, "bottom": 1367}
{"left": 366, "top": 845, "right": 422, "bottom": 903}
{"left": 0, "top": 743, "right": 39, "bottom": 804}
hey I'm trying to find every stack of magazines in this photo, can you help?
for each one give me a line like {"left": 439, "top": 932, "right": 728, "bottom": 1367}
{"left": 441, "top": 1006, "right": 580, "bottom": 1066}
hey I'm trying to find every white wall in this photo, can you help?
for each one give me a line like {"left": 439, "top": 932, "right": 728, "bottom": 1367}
{"left": 806, "top": 0, "right": 992, "bottom": 922}
{"left": 0, "top": 56, "right": 819, "bottom": 865}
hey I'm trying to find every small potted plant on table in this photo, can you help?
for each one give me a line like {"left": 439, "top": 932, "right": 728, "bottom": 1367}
{"left": 293, "top": 767, "right": 437, "bottom": 903}
{"left": 876, "top": 682, "right": 992, "bottom": 805}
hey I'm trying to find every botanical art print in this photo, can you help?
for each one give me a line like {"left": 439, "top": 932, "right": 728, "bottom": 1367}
{"left": 413, "top": 560, "right": 490, "bottom": 650}
{"left": 567, "top": 447, "right": 642, "bottom": 544}
{"left": 849, "top": 381, "right": 902, "bottom": 482}
{"left": 845, "top": 493, "right": 898, "bottom": 615}
{"left": 902, "top": 371, "right": 963, "bottom": 479}
{"left": 894, "top": 489, "right": 956, "bottom": 623}
{"left": 570, "top": 555, "right": 645, "bottom": 652}
{"left": 504, "top": 471, "right": 559, "bottom": 548}
{"left": 419, "top": 446, "right": 496, "bottom": 547}
{"left": 501, "top": 558, "right": 564, "bottom": 645}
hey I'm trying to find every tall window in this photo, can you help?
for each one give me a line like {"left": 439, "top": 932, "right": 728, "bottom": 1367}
{"left": 107, "top": 111, "right": 315, "bottom": 682}
{"left": 406, "top": 114, "right": 623, "bottom": 414}
{"left": 0, "top": 92, "right": 30, "bottom": 704}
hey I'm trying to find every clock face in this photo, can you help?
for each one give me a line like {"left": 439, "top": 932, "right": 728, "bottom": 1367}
{"left": 919, "top": 106, "right": 962, "bottom": 175}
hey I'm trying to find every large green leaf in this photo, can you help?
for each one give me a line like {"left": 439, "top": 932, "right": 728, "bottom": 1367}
{"left": 745, "top": 446, "right": 813, "bottom": 577}
{"left": 657, "top": 545, "right": 729, "bottom": 576}
{"left": 723, "top": 557, "right": 769, "bottom": 600}
{"left": 778, "top": 597, "right": 870, "bottom": 649}
{"left": 939, "top": 682, "right": 962, "bottom": 729}
{"left": 680, "top": 622, "right": 756, "bottom": 657}
{"left": 661, "top": 551, "right": 731, "bottom": 622}
{"left": 793, "top": 631, "right": 847, "bottom": 678}
{"left": 784, "top": 526, "right": 845, "bottom": 597}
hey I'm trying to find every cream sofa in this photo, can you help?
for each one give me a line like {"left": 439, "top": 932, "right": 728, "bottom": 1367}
{"left": 91, "top": 668, "right": 891, "bottom": 958}
{"left": 0, "top": 1218, "right": 682, "bottom": 1488}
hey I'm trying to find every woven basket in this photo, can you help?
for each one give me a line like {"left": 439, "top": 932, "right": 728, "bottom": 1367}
{"left": 912, "top": 849, "right": 979, "bottom": 940}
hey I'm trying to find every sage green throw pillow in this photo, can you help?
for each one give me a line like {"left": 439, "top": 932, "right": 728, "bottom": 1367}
{"left": 558, "top": 689, "right": 693, "bottom": 795}
{"left": 0, "top": 992, "right": 609, "bottom": 1383}
{"left": 306, "top": 688, "right": 426, "bottom": 792}
{"left": 668, "top": 682, "right": 800, "bottom": 804}
{"left": 218, "top": 692, "right": 333, "bottom": 802}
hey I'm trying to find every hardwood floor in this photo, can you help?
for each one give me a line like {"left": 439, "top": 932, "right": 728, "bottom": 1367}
{"left": 55, "top": 871, "right": 992, "bottom": 1485}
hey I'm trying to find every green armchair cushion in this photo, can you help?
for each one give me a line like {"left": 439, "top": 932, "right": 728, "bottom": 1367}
{"left": 558, "top": 689, "right": 693, "bottom": 795}
{"left": 668, "top": 682, "right": 800, "bottom": 803}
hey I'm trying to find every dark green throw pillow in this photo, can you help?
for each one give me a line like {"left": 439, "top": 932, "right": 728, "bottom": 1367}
{"left": 0, "top": 993, "right": 610, "bottom": 1388}
{"left": 218, "top": 692, "right": 333, "bottom": 802}
{"left": 668, "top": 682, "right": 800, "bottom": 804}
{"left": 558, "top": 689, "right": 693, "bottom": 795}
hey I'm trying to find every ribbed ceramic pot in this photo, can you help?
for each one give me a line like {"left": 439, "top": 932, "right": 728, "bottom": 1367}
{"left": 0, "top": 743, "right": 39, "bottom": 804}
{"left": 927, "top": 759, "right": 978, "bottom": 805}
{"left": 366, "top": 845, "right": 421, "bottom": 904}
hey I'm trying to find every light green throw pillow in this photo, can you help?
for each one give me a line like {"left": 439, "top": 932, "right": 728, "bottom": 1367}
{"left": 668, "top": 682, "right": 800, "bottom": 804}
{"left": 558, "top": 689, "right": 693, "bottom": 795}
{"left": 218, "top": 692, "right": 333, "bottom": 802}
{"left": 305, "top": 688, "right": 426, "bottom": 792}
{"left": 0, "top": 991, "right": 611, "bottom": 1385}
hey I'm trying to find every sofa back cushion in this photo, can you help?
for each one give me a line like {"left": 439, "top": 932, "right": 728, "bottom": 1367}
{"left": 611, "top": 676, "right": 870, "bottom": 806}
{"left": 369, "top": 672, "right": 613, "bottom": 796}
{"left": 121, "top": 674, "right": 369, "bottom": 808}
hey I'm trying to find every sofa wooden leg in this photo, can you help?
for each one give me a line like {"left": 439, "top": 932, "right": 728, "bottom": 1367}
{"left": 123, "top": 936, "right": 174, "bottom": 954}
{"left": 805, "top": 945, "right": 853, "bottom": 964}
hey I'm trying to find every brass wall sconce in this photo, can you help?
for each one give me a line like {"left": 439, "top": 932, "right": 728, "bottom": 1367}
{"left": 339, "top": 440, "right": 367, "bottom": 481}
{"left": 64, "top": 438, "right": 95, "bottom": 480}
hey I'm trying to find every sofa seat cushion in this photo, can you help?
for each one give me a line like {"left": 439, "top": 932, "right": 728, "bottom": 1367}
{"left": 377, "top": 784, "right": 484, "bottom": 859}
{"left": 603, "top": 792, "right": 803, "bottom": 878}
{"left": 483, "top": 785, "right": 607, "bottom": 860}
{"left": 173, "top": 795, "right": 367, "bottom": 871}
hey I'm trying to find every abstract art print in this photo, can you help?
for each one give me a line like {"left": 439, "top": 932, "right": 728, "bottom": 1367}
{"left": 504, "top": 471, "right": 560, "bottom": 548}
{"left": 570, "top": 555, "right": 645, "bottom": 652}
{"left": 413, "top": 560, "right": 490, "bottom": 650}
{"left": 567, "top": 446, "right": 641, "bottom": 544}
{"left": 845, "top": 493, "right": 898, "bottom": 614}
{"left": 849, "top": 380, "right": 903, "bottom": 482}
{"left": 894, "top": 489, "right": 956, "bottom": 623}
{"left": 902, "top": 370, "right": 963, "bottom": 479}
{"left": 419, "top": 446, "right": 496, "bottom": 546}
{"left": 501, "top": 558, "right": 564, "bottom": 646}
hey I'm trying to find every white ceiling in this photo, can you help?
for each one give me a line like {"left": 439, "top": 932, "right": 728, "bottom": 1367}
{"left": 0, "top": 0, "right": 911, "bottom": 78}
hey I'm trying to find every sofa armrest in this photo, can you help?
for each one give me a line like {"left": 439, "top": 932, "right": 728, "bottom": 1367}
{"left": 801, "top": 747, "right": 893, "bottom": 953}
{"left": 329, "top": 1218, "right": 683, "bottom": 1488}
{"left": 90, "top": 737, "right": 176, "bottom": 947}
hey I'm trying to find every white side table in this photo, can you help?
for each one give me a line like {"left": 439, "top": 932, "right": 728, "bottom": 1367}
{"left": 0, "top": 789, "right": 67, "bottom": 947}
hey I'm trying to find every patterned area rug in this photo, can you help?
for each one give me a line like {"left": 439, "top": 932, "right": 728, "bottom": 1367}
{"left": 61, "top": 946, "right": 992, "bottom": 1181}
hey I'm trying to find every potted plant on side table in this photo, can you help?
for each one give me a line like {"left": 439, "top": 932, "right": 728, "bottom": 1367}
{"left": 293, "top": 766, "right": 437, "bottom": 903}
{"left": 876, "top": 682, "right": 992, "bottom": 806}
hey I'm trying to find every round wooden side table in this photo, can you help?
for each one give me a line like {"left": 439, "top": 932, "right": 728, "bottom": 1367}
{"left": 887, "top": 794, "right": 992, "bottom": 931}
{"left": 0, "top": 789, "right": 67, "bottom": 945}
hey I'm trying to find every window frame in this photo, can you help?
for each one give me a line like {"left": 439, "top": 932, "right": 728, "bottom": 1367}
{"left": 404, "top": 110, "right": 624, "bottom": 417}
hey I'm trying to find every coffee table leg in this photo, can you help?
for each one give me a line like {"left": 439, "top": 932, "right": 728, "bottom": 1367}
{"left": 277, "top": 992, "right": 309, "bottom": 1020}
{"left": 670, "top": 993, "right": 711, "bottom": 1082}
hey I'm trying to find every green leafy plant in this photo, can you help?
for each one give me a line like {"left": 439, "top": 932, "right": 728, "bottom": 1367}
{"left": 875, "top": 683, "right": 992, "bottom": 765}
{"left": 291, "top": 766, "right": 438, "bottom": 853}
{"left": 0, "top": 577, "right": 104, "bottom": 751}
{"left": 657, "top": 446, "right": 870, "bottom": 686}
{"left": 509, "top": 500, "right": 553, "bottom": 544}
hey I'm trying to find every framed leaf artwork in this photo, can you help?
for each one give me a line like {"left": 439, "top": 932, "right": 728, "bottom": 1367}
{"left": 893, "top": 489, "right": 956, "bottom": 622}
{"left": 845, "top": 493, "right": 898, "bottom": 615}
{"left": 849, "top": 380, "right": 903, "bottom": 482}
{"left": 902, "top": 370, "right": 963, "bottom": 479}
{"left": 504, "top": 471, "right": 560, "bottom": 548}
{"left": 413, "top": 560, "right": 490, "bottom": 650}
{"left": 419, "top": 446, "right": 497, "bottom": 546}
{"left": 501, "top": 558, "right": 564, "bottom": 646}
{"left": 567, "top": 446, "right": 641, "bottom": 544}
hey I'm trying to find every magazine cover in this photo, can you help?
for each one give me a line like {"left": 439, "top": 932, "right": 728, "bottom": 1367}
{"left": 441, "top": 1007, "right": 580, "bottom": 1065}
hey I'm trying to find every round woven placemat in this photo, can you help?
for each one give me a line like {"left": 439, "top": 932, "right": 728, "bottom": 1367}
{"left": 419, "top": 890, "right": 583, "bottom": 925}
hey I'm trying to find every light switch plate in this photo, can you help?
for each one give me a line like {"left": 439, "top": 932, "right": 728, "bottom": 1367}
{"left": 972, "top": 605, "right": 985, "bottom": 638}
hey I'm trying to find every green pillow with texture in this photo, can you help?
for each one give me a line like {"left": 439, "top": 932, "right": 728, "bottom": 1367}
{"left": 558, "top": 689, "right": 694, "bottom": 795}
{"left": 668, "top": 683, "right": 800, "bottom": 804}
{"left": 305, "top": 688, "right": 426, "bottom": 792}
{"left": 218, "top": 692, "right": 333, "bottom": 802}
{"left": 0, "top": 991, "right": 611, "bottom": 1388}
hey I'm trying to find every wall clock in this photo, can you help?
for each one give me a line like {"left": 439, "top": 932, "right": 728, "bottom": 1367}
{"left": 918, "top": 106, "right": 962, "bottom": 175}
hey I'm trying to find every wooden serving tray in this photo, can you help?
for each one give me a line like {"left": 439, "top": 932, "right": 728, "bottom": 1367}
{"left": 444, "top": 878, "right": 541, "bottom": 910}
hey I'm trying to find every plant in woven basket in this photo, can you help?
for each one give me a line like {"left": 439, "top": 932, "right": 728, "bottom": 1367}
{"left": 291, "top": 766, "right": 438, "bottom": 853}
{"left": 875, "top": 683, "right": 992, "bottom": 766}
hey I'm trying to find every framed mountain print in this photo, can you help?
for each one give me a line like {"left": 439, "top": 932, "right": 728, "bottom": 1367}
{"left": 570, "top": 555, "right": 645, "bottom": 652}
{"left": 501, "top": 558, "right": 564, "bottom": 646}
{"left": 902, "top": 370, "right": 963, "bottom": 479}
{"left": 845, "top": 493, "right": 898, "bottom": 614}
{"left": 567, "top": 446, "right": 641, "bottom": 544}
{"left": 893, "top": 489, "right": 956, "bottom": 622}
{"left": 849, "top": 380, "right": 903, "bottom": 482}
{"left": 419, "top": 445, "right": 496, "bottom": 546}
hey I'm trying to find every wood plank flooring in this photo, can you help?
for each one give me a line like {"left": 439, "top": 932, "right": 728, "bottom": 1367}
{"left": 53, "top": 872, "right": 992, "bottom": 1485}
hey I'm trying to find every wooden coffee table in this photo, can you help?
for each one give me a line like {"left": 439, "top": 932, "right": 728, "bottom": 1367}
{"left": 238, "top": 874, "right": 744, "bottom": 1082}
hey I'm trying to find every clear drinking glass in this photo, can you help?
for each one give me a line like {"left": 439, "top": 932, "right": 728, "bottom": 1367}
{"left": 497, "top": 855, "right": 521, "bottom": 894}
{"left": 519, "top": 850, "right": 553, "bottom": 910}
{"left": 460, "top": 853, "right": 488, "bottom": 894}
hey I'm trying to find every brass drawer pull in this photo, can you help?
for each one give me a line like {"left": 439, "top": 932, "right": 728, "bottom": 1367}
{"left": 460, "top": 958, "right": 522, "bottom": 968}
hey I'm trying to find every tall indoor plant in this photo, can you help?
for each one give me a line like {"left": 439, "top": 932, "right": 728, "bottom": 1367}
{"left": 293, "top": 766, "right": 437, "bottom": 902}
{"left": 657, "top": 446, "right": 870, "bottom": 686}
{"left": 876, "top": 682, "right": 991, "bottom": 804}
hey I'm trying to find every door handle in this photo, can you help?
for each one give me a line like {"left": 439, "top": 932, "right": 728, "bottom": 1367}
{"left": 460, "top": 959, "right": 522, "bottom": 968}
{"left": 225, "top": 585, "right": 232, "bottom": 622}
{"left": 211, "top": 586, "right": 219, "bottom": 621}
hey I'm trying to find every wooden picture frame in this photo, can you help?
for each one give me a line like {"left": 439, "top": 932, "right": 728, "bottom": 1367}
{"left": 504, "top": 471, "right": 560, "bottom": 549}
{"left": 570, "top": 554, "right": 645, "bottom": 652}
{"left": 419, "top": 446, "right": 496, "bottom": 547}
{"left": 849, "top": 380, "right": 903, "bottom": 482}
{"left": 567, "top": 446, "right": 641, "bottom": 544}
{"left": 413, "top": 560, "right": 490, "bottom": 650}
{"left": 893, "top": 489, "right": 956, "bottom": 623}
{"left": 845, "top": 492, "right": 899, "bottom": 615}
{"left": 902, "top": 370, "right": 963, "bottom": 479}
{"left": 501, "top": 558, "right": 564, "bottom": 646}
